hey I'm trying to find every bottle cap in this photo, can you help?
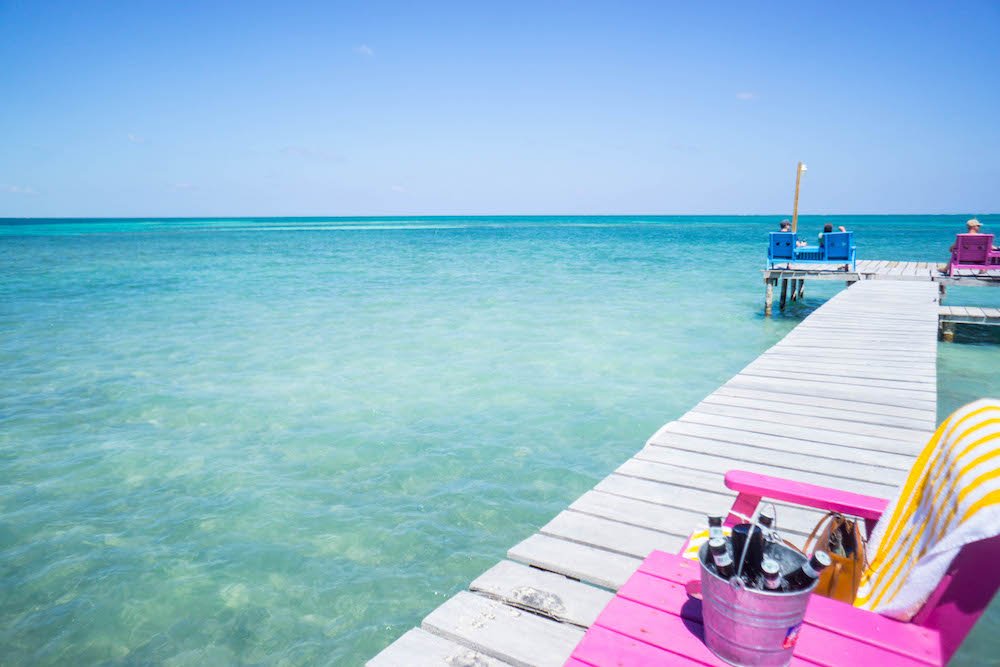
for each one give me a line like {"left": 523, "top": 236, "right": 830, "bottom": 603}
{"left": 761, "top": 559, "right": 780, "bottom": 575}
{"left": 708, "top": 516, "right": 723, "bottom": 527}
{"left": 708, "top": 537, "right": 726, "bottom": 553}
{"left": 757, "top": 507, "right": 775, "bottom": 528}
{"left": 811, "top": 551, "right": 832, "bottom": 569}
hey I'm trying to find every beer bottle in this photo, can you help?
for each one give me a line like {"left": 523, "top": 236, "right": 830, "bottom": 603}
{"left": 785, "top": 551, "right": 831, "bottom": 590}
{"left": 731, "top": 522, "right": 765, "bottom": 581}
{"left": 760, "top": 558, "right": 782, "bottom": 591}
{"left": 709, "top": 537, "right": 735, "bottom": 579}
{"left": 707, "top": 515, "right": 724, "bottom": 541}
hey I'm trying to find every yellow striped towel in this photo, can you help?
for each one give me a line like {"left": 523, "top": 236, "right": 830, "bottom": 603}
{"left": 855, "top": 398, "right": 1000, "bottom": 620}
{"left": 682, "top": 526, "right": 732, "bottom": 560}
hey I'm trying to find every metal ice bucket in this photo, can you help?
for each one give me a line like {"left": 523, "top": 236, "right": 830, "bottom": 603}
{"left": 699, "top": 541, "right": 817, "bottom": 667}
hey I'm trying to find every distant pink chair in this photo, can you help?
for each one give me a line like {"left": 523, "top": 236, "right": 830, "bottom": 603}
{"left": 568, "top": 470, "right": 1000, "bottom": 666}
{"left": 948, "top": 233, "right": 998, "bottom": 274}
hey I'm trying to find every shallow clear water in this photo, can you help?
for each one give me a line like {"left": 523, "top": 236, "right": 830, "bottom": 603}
{"left": 1, "top": 216, "right": 998, "bottom": 665}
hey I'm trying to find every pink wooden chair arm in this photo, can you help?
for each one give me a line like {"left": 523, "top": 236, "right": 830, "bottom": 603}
{"left": 724, "top": 470, "right": 889, "bottom": 524}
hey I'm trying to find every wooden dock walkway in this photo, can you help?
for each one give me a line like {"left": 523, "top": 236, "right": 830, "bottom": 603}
{"left": 939, "top": 306, "right": 1000, "bottom": 325}
{"left": 369, "top": 280, "right": 941, "bottom": 667}
{"left": 768, "top": 259, "right": 1000, "bottom": 284}
{"left": 763, "top": 259, "right": 998, "bottom": 315}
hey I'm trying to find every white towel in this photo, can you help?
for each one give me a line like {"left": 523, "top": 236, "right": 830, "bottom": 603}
{"left": 855, "top": 398, "right": 1000, "bottom": 620}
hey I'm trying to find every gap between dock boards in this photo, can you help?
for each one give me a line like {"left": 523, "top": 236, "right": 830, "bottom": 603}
{"left": 368, "top": 280, "right": 940, "bottom": 667}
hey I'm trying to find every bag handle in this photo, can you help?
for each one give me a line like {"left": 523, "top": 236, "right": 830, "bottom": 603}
{"left": 803, "top": 511, "right": 851, "bottom": 554}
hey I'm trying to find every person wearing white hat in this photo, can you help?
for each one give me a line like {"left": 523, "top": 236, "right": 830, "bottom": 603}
{"left": 942, "top": 218, "right": 998, "bottom": 271}
{"left": 949, "top": 218, "right": 987, "bottom": 252}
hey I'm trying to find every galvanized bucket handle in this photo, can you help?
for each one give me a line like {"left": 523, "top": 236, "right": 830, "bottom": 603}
{"left": 733, "top": 502, "right": 779, "bottom": 586}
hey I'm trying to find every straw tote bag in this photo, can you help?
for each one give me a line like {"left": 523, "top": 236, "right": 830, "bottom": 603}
{"left": 803, "top": 512, "right": 867, "bottom": 603}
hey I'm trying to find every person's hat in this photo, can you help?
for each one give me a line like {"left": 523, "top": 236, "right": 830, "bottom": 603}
{"left": 967, "top": 218, "right": 982, "bottom": 229}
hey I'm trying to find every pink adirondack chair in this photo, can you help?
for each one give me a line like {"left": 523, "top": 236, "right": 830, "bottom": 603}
{"left": 722, "top": 470, "right": 1000, "bottom": 664}
{"left": 948, "top": 233, "right": 996, "bottom": 275}
{"left": 568, "top": 470, "right": 1000, "bottom": 666}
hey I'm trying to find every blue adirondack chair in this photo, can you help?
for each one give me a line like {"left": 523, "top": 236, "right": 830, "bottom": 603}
{"left": 767, "top": 232, "right": 796, "bottom": 268}
{"left": 821, "top": 231, "right": 857, "bottom": 270}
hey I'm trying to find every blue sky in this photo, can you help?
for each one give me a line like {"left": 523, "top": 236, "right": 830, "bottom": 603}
{"left": 1, "top": 1, "right": 998, "bottom": 217}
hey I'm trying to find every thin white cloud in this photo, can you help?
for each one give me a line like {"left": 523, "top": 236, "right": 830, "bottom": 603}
{"left": 127, "top": 133, "right": 145, "bottom": 143}
{"left": 390, "top": 185, "right": 406, "bottom": 193}
{"left": 354, "top": 44, "right": 374, "bottom": 57}
{"left": 0, "top": 184, "right": 37, "bottom": 195}
{"left": 736, "top": 92, "right": 757, "bottom": 101}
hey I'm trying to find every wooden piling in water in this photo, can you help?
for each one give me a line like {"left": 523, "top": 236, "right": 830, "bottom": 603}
{"left": 779, "top": 278, "right": 789, "bottom": 310}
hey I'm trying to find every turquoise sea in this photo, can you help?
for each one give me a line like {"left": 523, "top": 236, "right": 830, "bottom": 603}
{"left": 2, "top": 215, "right": 999, "bottom": 666}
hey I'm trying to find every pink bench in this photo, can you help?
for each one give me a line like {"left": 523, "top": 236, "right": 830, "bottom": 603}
{"left": 567, "top": 470, "right": 1000, "bottom": 666}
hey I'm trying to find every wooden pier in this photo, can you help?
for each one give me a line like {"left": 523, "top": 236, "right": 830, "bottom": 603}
{"left": 763, "top": 259, "right": 1000, "bottom": 315}
{"left": 369, "top": 277, "right": 941, "bottom": 666}
{"left": 939, "top": 306, "right": 1000, "bottom": 341}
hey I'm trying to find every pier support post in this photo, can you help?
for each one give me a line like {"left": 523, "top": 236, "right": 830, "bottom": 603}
{"left": 942, "top": 326, "right": 955, "bottom": 342}
{"left": 939, "top": 283, "right": 947, "bottom": 303}
{"left": 764, "top": 279, "right": 774, "bottom": 316}
{"left": 797, "top": 280, "right": 805, "bottom": 299}
{"left": 779, "top": 278, "right": 789, "bottom": 310}
{"left": 790, "top": 279, "right": 798, "bottom": 301}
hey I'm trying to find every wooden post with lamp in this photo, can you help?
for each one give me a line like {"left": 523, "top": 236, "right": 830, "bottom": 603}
{"left": 790, "top": 161, "right": 807, "bottom": 233}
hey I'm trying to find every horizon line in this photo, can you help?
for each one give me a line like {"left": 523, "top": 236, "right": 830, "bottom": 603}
{"left": 1, "top": 211, "right": 997, "bottom": 221}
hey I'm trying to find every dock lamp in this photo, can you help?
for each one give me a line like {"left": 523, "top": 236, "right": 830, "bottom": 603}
{"left": 791, "top": 162, "right": 807, "bottom": 233}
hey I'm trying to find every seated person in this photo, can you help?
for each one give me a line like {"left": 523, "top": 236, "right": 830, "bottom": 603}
{"left": 779, "top": 219, "right": 808, "bottom": 246}
{"left": 949, "top": 218, "right": 997, "bottom": 252}
{"left": 940, "top": 218, "right": 997, "bottom": 272}
{"left": 818, "top": 223, "right": 847, "bottom": 247}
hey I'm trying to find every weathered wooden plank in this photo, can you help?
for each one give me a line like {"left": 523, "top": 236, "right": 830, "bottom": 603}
{"left": 701, "top": 391, "right": 933, "bottom": 430}
{"left": 368, "top": 627, "right": 514, "bottom": 667}
{"left": 637, "top": 440, "right": 904, "bottom": 490}
{"left": 777, "top": 339, "right": 937, "bottom": 354}
{"left": 722, "top": 375, "right": 936, "bottom": 412}
{"left": 646, "top": 433, "right": 909, "bottom": 488}
{"left": 421, "top": 592, "right": 584, "bottom": 667}
{"left": 540, "top": 509, "right": 684, "bottom": 558}
{"left": 725, "top": 368, "right": 939, "bottom": 399}
{"left": 746, "top": 359, "right": 936, "bottom": 382}
{"left": 738, "top": 366, "right": 936, "bottom": 392}
{"left": 801, "top": 318, "right": 936, "bottom": 329}
{"left": 469, "top": 560, "right": 613, "bottom": 628}
{"left": 569, "top": 490, "right": 708, "bottom": 537}
{"left": 689, "top": 400, "right": 931, "bottom": 443}
{"left": 713, "top": 386, "right": 934, "bottom": 428}
{"left": 790, "top": 323, "right": 936, "bottom": 334}
{"left": 507, "top": 534, "right": 640, "bottom": 590}
{"left": 782, "top": 332, "right": 937, "bottom": 345}
{"left": 758, "top": 350, "right": 936, "bottom": 369}
{"left": 764, "top": 345, "right": 938, "bottom": 362}
{"left": 595, "top": 472, "right": 824, "bottom": 537}
{"left": 664, "top": 416, "right": 920, "bottom": 462}
{"left": 783, "top": 326, "right": 938, "bottom": 338}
